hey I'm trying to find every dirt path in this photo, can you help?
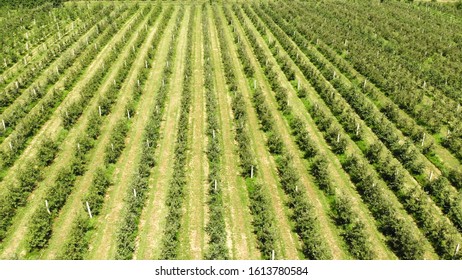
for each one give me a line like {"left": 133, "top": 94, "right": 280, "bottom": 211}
{"left": 41, "top": 7, "right": 163, "bottom": 260}
{"left": 216, "top": 6, "right": 300, "bottom": 260}
{"left": 0, "top": 10, "right": 146, "bottom": 260}
{"left": 207, "top": 7, "right": 259, "bottom": 260}
{"left": 177, "top": 7, "right": 208, "bottom": 260}
{"left": 87, "top": 8, "right": 180, "bottom": 260}
{"left": 134, "top": 8, "right": 190, "bottom": 260}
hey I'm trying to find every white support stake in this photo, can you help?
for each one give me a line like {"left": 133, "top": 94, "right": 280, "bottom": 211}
{"left": 271, "top": 250, "right": 275, "bottom": 260}
{"left": 98, "top": 106, "right": 102, "bottom": 116}
{"left": 214, "top": 180, "right": 217, "bottom": 191}
{"left": 295, "top": 185, "right": 298, "bottom": 192}
{"left": 2, "top": 119, "right": 5, "bottom": 130}
{"left": 45, "top": 200, "right": 51, "bottom": 214}
{"left": 454, "top": 244, "right": 460, "bottom": 259}
{"left": 8, "top": 142, "right": 13, "bottom": 151}
{"left": 212, "top": 129, "right": 215, "bottom": 139}
{"left": 86, "top": 201, "right": 93, "bottom": 218}
{"left": 137, "top": 79, "right": 140, "bottom": 87}
{"left": 111, "top": 143, "right": 114, "bottom": 152}
{"left": 337, "top": 133, "right": 340, "bottom": 143}
{"left": 251, "top": 165, "right": 254, "bottom": 178}
{"left": 421, "top": 133, "right": 426, "bottom": 147}
{"left": 363, "top": 79, "right": 367, "bottom": 89}
{"left": 254, "top": 79, "right": 256, "bottom": 89}
{"left": 145, "top": 60, "right": 148, "bottom": 69}
{"left": 429, "top": 171, "right": 433, "bottom": 181}
{"left": 297, "top": 79, "right": 300, "bottom": 91}
{"left": 15, "top": 81, "right": 19, "bottom": 89}
{"left": 127, "top": 109, "right": 131, "bottom": 119}
{"left": 133, "top": 189, "right": 137, "bottom": 198}
{"left": 356, "top": 123, "right": 360, "bottom": 136}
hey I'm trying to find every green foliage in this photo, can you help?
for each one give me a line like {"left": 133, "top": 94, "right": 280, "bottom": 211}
{"left": 27, "top": 208, "right": 52, "bottom": 251}
{"left": 60, "top": 215, "right": 90, "bottom": 260}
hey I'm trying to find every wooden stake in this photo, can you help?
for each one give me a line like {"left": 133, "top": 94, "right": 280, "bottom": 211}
{"left": 86, "top": 201, "right": 93, "bottom": 218}
{"left": 45, "top": 200, "right": 51, "bottom": 214}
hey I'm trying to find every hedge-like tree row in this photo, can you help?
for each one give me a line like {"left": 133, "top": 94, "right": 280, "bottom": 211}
{"left": 160, "top": 6, "right": 195, "bottom": 260}
{"left": 0, "top": 4, "right": 114, "bottom": 113}
{"left": 251, "top": 3, "right": 462, "bottom": 241}
{"left": 0, "top": 5, "right": 139, "bottom": 174}
{"left": 231, "top": 5, "right": 377, "bottom": 259}
{"left": 214, "top": 6, "right": 279, "bottom": 260}
{"left": 0, "top": 138, "right": 58, "bottom": 242}
{"left": 115, "top": 6, "right": 182, "bottom": 260}
{"left": 60, "top": 5, "right": 171, "bottom": 260}
{"left": 202, "top": 5, "right": 228, "bottom": 260}
{"left": 0, "top": 4, "right": 118, "bottom": 141}
{"left": 25, "top": 6, "right": 156, "bottom": 253}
